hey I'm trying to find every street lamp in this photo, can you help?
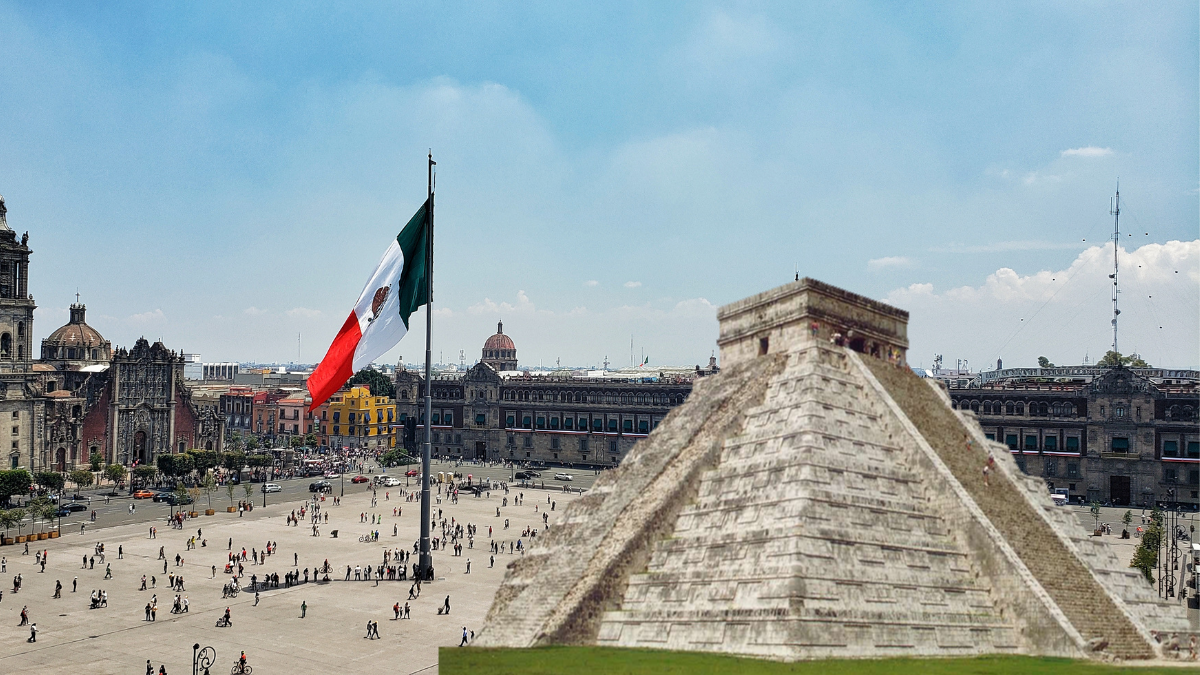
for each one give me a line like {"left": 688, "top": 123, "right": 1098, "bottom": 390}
{"left": 193, "top": 643, "right": 216, "bottom": 675}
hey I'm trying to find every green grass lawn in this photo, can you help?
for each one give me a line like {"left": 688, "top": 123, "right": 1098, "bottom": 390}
{"left": 441, "top": 646, "right": 1195, "bottom": 675}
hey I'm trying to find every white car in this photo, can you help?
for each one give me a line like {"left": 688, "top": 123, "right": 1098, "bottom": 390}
{"left": 324, "top": 472, "right": 341, "bottom": 479}
{"left": 262, "top": 483, "right": 282, "bottom": 493}
{"left": 378, "top": 476, "right": 401, "bottom": 487}
{"left": 554, "top": 473, "right": 573, "bottom": 481}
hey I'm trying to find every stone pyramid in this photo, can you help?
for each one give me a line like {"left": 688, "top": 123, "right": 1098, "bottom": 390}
{"left": 476, "top": 278, "right": 1185, "bottom": 661}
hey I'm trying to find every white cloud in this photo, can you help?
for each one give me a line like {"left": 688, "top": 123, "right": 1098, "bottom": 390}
{"left": 624, "top": 281, "right": 642, "bottom": 288}
{"left": 867, "top": 256, "right": 915, "bottom": 270}
{"left": 129, "top": 309, "right": 165, "bottom": 323}
{"left": 467, "top": 290, "right": 537, "bottom": 315}
{"left": 286, "top": 307, "right": 321, "bottom": 319}
{"left": 583, "top": 280, "right": 599, "bottom": 287}
{"left": 886, "top": 240, "right": 1200, "bottom": 369}
{"left": 243, "top": 307, "right": 265, "bottom": 316}
{"left": 1061, "top": 146, "right": 1113, "bottom": 158}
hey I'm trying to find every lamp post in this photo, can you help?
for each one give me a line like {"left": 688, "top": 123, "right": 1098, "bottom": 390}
{"left": 193, "top": 643, "right": 216, "bottom": 675}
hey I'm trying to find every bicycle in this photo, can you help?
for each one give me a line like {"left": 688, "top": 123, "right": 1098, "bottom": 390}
{"left": 230, "top": 663, "right": 252, "bottom": 674}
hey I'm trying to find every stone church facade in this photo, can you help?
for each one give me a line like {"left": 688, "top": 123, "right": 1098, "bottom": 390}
{"left": 0, "top": 195, "right": 222, "bottom": 472}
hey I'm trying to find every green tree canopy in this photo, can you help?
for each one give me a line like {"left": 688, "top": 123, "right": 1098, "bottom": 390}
{"left": 34, "top": 471, "right": 65, "bottom": 493}
{"left": 133, "top": 465, "right": 158, "bottom": 480}
{"left": 68, "top": 469, "right": 94, "bottom": 491}
{"left": 1037, "top": 356, "right": 1055, "bottom": 368}
{"left": 187, "top": 449, "right": 222, "bottom": 473}
{"left": 247, "top": 454, "right": 272, "bottom": 468}
{"left": 0, "top": 469, "right": 32, "bottom": 506}
{"left": 89, "top": 452, "right": 103, "bottom": 472}
{"left": 222, "top": 451, "right": 246, "bottom": 471}
{"left": 103, "top": 464, "right": 127, "bottom": 485}
{"left": 1098, "top": 350, "right": 1152, "bottom": 368}
{"left": 348, "top": 367, "right": 395, "bottom": 399}
{"left": 245, "top": 436, "right": 260, "bottom": 451}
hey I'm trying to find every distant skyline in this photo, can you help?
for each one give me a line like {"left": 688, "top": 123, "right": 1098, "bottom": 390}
{"left": 1, "top": 2, "right": 1196, "bottom": 370}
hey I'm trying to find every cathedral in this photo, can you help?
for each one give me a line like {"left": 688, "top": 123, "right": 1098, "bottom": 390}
{"left": 0, "top": 195, "right": 222, "bottom": 472}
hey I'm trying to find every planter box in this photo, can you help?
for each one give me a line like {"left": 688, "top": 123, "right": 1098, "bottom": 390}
{"left": 188, "top": 511, "right": 199, "bottom": 518}
{"left": 49, "top": 531, "right": 59, "bottom": 539}
{"left": 205, "top": 509, "right": 215, "bottom": 516}
{"left": 2, "top": 538, "right": 11, "bottom": 546}
{"left": 38, "top": 532, "right": 49, "bottom": 540}
{"left": 227, "top": 507, "right": 237, "bottom": 513}
{"left": 15, "top": 536, "right": 25, "bottom": 543}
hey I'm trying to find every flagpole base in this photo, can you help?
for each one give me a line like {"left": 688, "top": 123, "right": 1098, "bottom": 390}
{"left": 418, "top": 554, "right": 434, "bottom": 580}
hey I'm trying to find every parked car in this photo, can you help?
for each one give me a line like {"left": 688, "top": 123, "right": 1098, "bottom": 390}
{"left": 350, "top": 475, "right": 369, "bottom": 484}
{"left": 323, "top": 472, "right": 341, "bottom": 479}
{"left": 164, "top": 493, "right": 193, "bottom": 506}
{"left": 404, "top": 469, "right": 419, "bottom": 477}
{"left": 262, "top": 483, "right": 282, "bottom": 493}
{"left": 553, "top": 473, "right": 573, "bottom": 481}
{"left": 151, "top": 491, "right": 175, "bottom": 503}
{"left": 378, "top": 476, "right": 401, "bottom": 487}
{"left": 308, "top": 481, "right": 333, "bottom": 493}
{"left": 515, "top": 471, "right": 541, "bottom": 479}
{"left": 132, "top": 489, "right": 156, "bottom": 499}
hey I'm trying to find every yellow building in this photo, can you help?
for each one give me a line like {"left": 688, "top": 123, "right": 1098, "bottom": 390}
{"left": 324, "top": 385, "right": 396, "bottom": 449}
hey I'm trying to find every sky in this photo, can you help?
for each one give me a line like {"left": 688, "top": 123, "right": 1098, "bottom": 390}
{"left": 0, "top": 2, "right": 1196, "bottom": 371}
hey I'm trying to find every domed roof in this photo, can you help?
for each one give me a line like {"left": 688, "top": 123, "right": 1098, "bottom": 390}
{"left": 484, "top": 320, "right": 515, "bottom": 351}
{"left": 45, "top": 304, "right": 107, "bottom": 347}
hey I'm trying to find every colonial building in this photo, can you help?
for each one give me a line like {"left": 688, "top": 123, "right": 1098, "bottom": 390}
{"left": 949, "top": 365, "right": 1200, "bottom": 509}
{"left": 0, "top": 195, "right": 222, "bottom": 471}
{"left": 389, "top": 322, "right": 706, "bottom": 465}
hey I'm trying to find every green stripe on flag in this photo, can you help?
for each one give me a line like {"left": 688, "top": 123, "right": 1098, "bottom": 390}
{"left": 395, "top": 199, "right": 430, "bottom": 329}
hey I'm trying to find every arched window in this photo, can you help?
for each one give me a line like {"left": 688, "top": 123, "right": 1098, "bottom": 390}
{"left": 0, "top": 333, "right": 10, "bottom": 358}
{"left": 16, "top": 322, "right": 23, "bottom": 337}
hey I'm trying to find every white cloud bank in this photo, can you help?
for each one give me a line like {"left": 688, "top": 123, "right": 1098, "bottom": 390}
{"left": 1061, "top": 146, "right": 1114, "bottom": 158}
{"left": 867, "top": 256, "right": 915, "bottom": 270}
{"left": 886, "top": 240, "right": 1199, "bottom": 370}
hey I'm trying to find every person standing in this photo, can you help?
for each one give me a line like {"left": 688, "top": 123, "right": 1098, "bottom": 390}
{"left": 300, "top": 600, "right": 307, "bottom": 618}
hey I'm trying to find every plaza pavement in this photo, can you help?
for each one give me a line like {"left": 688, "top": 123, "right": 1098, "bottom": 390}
{"left": 0, "top": 472, "right": 581, "bottom": 675}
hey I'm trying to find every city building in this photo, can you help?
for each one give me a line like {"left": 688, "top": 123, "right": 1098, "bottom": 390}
{"left": 318, "top": 385, "right": 394, "bottom": 450}
{"left": 948, "top": 365, "right": 1200, "bottom": 509}
{"left": 393, "top": 322, "right": 709, "bottom": 465}
{"left": 182, "top": 353, "right": 203, "bottom": 380}
{"left": 0, "top": 195, "right": 223, "bottom": 471}
{"left": 203, "top": 362, "right": 239, "bottom": 381}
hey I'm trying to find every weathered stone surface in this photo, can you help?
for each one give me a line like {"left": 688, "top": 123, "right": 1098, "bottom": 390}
{"left": 477, "top": 279, "right": 1178, "bottom": 661}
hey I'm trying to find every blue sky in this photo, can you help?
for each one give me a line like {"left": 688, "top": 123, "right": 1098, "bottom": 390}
{"left": 1, "top": 2, "right": 1196, "bottom": 370}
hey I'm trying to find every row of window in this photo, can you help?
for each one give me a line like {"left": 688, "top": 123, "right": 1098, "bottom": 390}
{"left": 505, "top": 414, "right": 653, "bottom": 434}
{"left": 958, "top": 399, "right": 1080, "bottom": 417}
{"left": 992, "top": 433, "right": 1081, "bottom": 453}
{"left": 1162, "top": 440, "right": 1200, "bottom": 458}
{"left": 329, "top": 409, "right": 393, "bottom": 424}
{"left": 324, "top": 424, "right": 391, "bottom": 437}
{"left": 1163, "top": 468, "right": 1200, "bottom": 485}
{"left": 506, "top": 433, "right": 620, "bottom": 454}
{"left": 503, "top": 389, "right": 684, "bottom": 406}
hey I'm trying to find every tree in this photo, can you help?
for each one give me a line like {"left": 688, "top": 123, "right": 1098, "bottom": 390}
{"left": 245, "top": 436, "right": 260, "bottom": 451}
{"left": 156, "top": 454, "right": 176, "bottom": 476}
{"left": 1131, "top": 508, "right": 1164, "bottom": 583}
{"left": 5, "top": 507, "right": 26, "bottom": 536}
{"left": 39, "top": 502, "right": 59, "bottom": 533}
{"left": 1089, "top": 501, "right": 1102, "bottom": 532}
{"left": 1037, "top": 356, "right": 1055, "bottom": 368}
{"left": 304, "top": 433, "right": 317, "bottom": 447}
{"left": 1122, "top": 510, "right": 1133, "bottom": 529}
{"left": 0, "top": 509, "right": 21, "bottom": 538}
{"left": 68, "top": 469, "right": 94, "bottom": 495}
{"left": 103, "top": 464, "right": 127, "bottom": 487}
{"left": 290, "top": 436, "right": 305, "bottom": 449}
{"left": 348, "top": 367, "right": 394, "bottom": 399}
{"left": 173, "top": 483, "right": 190, "bottom": 509}
{"left": 242, "top": 482, "right": 254, "bottom": 501}
{"left": 227, "top": 433, "right": 245, "bottom": 452}
{"left": 34, "top": 471, "right": 65, "bottom": 493}
{"left": 200, "top": 472, "right": 218, "bottom": 510}
{"left": 187, "top": 450, "right": 222, "bottom": 474}
{"left": 132, "top": 465, "right": 158, "bottom": 485}
{"left": 0, "top": 469, "right": 33, "bottom": 506}
{"left": 89, "top": 452, "right": 103, "bottom": 472}
{"left": 247, "top": 454, "right": 272, "bottom": 469}
{"left": 226, "top": 482, "right": 236, "bottom": 508}
{"left": 1097, "top": 350, "right": 1152, "bottom": 368}
{"left": 222, "top": 451, "right": 246, "bottom": 472}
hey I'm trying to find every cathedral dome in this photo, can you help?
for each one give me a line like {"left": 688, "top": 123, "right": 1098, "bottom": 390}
{"left": 484, "top": 326, "right": 515, "bottom": 352}
{"left": 42, "top": 304, "right": 111, "bottom": 363}
{"left": 481, "top": 320, "right": 517, "bottom": 370}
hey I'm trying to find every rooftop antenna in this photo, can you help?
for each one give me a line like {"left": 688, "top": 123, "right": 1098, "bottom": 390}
{"left": 459, "top": 349, "right": 465, "bottom": 369}
{"left": 298, "top": 332, "right": 301, "bottom": 361}
{"left": 1110, "top": 181, "right": 1121, "bottom": 353}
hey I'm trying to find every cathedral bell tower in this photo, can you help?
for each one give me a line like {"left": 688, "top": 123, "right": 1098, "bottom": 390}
{"left": 0, "top": 196, "right": 35, "bottom": 372}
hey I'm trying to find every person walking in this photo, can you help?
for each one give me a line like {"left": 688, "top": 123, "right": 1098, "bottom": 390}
{"left": 53, "top": 580, "right": 61, "bottom": 599}
{"left": 27, "top": 622, "right": 36, "bottom": 643}
{"left": 19, "top": 605, "right": 28, "bottom": 625}
{"left": 460, "top": 626, "right": 469, "bottom": 647}
{"left": 300, "top": 600, "right": 307, "bottom": 618}
{"left": 254, "top": 591, "right": 260, "bottom": 606}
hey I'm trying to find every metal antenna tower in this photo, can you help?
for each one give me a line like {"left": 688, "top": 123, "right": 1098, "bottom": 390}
{"left": 1109, "top": 181, "right": 1121, "bottom": 353}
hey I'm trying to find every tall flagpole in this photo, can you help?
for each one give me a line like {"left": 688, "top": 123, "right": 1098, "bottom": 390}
{"left": 419, "top": 151, "right": 436, "bottom": 579}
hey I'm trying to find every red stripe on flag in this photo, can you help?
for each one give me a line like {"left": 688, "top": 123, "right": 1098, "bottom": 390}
{"left": 307, "top": 311, "right": 362, "bottom": 410}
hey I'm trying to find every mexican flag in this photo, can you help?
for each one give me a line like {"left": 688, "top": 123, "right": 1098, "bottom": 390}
{"left": 307, "top": 200, "right": 430, "bottom": 409}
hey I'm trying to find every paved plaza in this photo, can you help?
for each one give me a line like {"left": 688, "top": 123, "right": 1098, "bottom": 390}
{"left": 0, "top": 467, "right": 581, "bottom": 675}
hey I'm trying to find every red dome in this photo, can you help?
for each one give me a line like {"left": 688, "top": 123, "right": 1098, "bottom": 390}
{"left": 484, "top": 333, "right": 515, "bottom": 351}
